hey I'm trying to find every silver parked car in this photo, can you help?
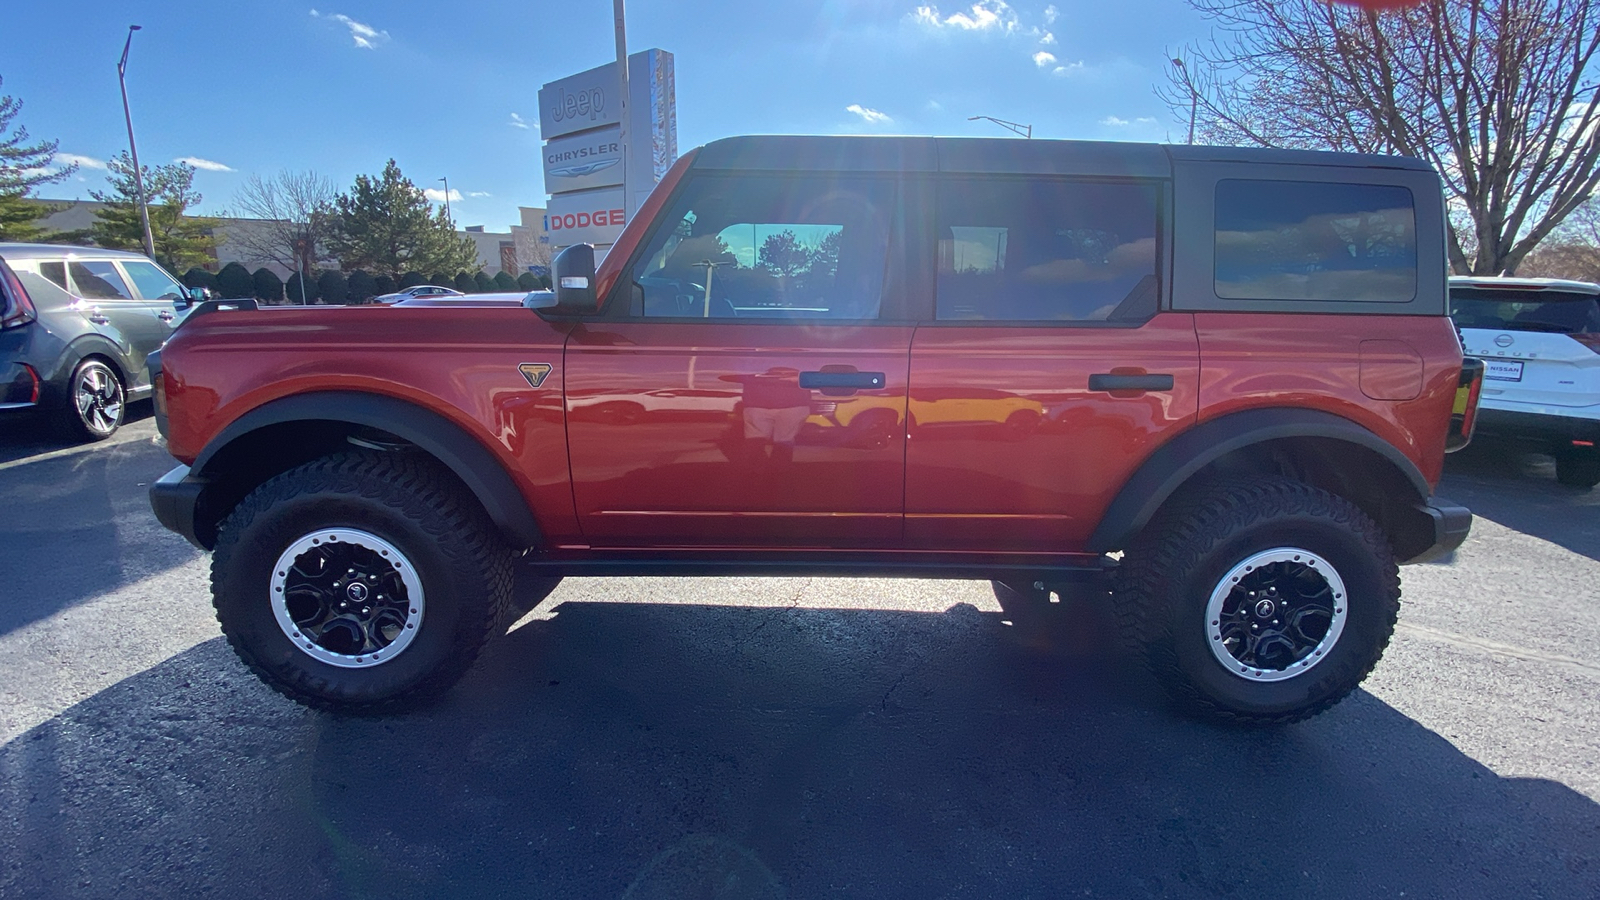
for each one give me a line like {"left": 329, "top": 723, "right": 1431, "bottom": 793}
{"left": 0, "top": 243, "right": 196, "bottom": 440}
{"left": 373, "top": 285, "right": 465, "bottom": 303}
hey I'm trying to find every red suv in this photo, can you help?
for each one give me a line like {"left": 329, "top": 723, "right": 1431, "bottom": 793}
{"left": 149, "top": 136, "right": 1483, "bottom": 724}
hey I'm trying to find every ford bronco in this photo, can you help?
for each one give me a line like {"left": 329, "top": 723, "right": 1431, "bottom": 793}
{"left": 148, "top": 136, "right": 1483, "bottom": 724}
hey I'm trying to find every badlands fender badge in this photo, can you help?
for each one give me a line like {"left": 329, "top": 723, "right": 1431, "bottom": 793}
{"left": 519, "top": 363, "right": 554, "bottom": 388}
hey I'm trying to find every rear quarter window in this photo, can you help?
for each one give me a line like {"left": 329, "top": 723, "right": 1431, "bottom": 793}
{"left": 1215, "top": 180, "right": 1417, "bottom": 303}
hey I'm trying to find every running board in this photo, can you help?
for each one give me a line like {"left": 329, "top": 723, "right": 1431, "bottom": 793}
{"left": 520, "top": 555, "right": 1114, "bottom": 582}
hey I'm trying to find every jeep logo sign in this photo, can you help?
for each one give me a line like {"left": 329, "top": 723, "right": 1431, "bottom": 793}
{"left": 550, "top": 86, "right": 606, "bottom": 125}
{"left": 538, "top": 62, "right": 623, "bottom": 140}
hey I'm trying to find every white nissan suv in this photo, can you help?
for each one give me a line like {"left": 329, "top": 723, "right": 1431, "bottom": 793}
{"left": 1449, "top": 276, "right": 1600, "bottom": 487}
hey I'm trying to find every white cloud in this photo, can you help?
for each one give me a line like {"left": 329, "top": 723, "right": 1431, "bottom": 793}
{"left": 1044, "top": 4, "right": 1059, "bottom": 23}
{"left": 310, "top": 10, "right": 390, "bottom": 49}
{"left": 424, "top": 188, "right": 463, "bottom": 202}
{"left": 467, "top": 191, "right": 492, "bottom": 198}
{"left": 1100, "top": 116, "right": 1131, "bottom": 126}
{"left": 846, "top": 104, "right": 892, "bottom": 124}
{"left": 1033, "top": 51, "right": 1056, "bottom": 67}
{"left": 911, "top": 1, "right": 1018, "bottom": 32}
{"left": 927, "top": 99, "right": 945, "bottom": 112}
{"left": 56, "top": 153, "right": 106, "bottom": 170}
{"left": 176, "top": 156, "right": 235, "bottom": 172}
{"left": 1052, "top": 60, "right": 1086, "bottom": 76}
{"left": 1039, "top": 31, "right": 1056, "bottom": 45}
{"left": 1136, "top": 117, "right": 1157, "bottom": 125}
{"left": 508, "top": 112, "right": 532, "bottom": 130}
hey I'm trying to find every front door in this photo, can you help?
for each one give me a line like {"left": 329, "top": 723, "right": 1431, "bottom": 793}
{"left": 564, "top": 170, "right": 912, "bottom": 548}
{"left": 904, "top": 175, "right": 1199, "bottom": 552}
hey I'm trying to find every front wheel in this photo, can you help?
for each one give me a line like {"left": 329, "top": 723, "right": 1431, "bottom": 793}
{"left": 1113, "top": 477, "right": 1400, "bottom": 725}
{"left": 211, "top": 451, "right": 513, "bottom": 712}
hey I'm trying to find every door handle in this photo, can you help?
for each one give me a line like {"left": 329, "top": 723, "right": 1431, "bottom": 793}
{"left": 158, "top": 311, "right": 175, "bottom": 322}
{"left": 88, "top": 309, "right": 110, "bottom": 325}
{"left": 1088, "top": 373, "right": 1174, "bottom": 392}
{"left": 799, "top": 371, "right": 886, "bottom": 393}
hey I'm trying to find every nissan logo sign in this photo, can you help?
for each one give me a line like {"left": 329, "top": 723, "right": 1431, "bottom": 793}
{"left": 1495, "top": 334, "right": 1514, "bottom": 347}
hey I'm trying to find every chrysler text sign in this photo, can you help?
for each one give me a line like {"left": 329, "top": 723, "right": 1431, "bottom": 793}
{"left": 542, "top": 126, "right": 624, "bottom": 192}
{"left": 546, "top": 189, "right": 627, "bottom": 246}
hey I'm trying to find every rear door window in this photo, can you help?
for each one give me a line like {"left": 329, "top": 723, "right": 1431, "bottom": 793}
{"left": 629, "top": 173, "right": 893, "bottom": 320}
{"left": 1450, "top": 288, "right": 1600, "bottom": 333}
{"left": 1214, "top": 180, "right": 1417, "bottom": 303}
{"left": 69, "top": 261, "right": 135, "bottom": 301}
{"left": 39, "top": 261, "right": 68, "bottom": 289}
{"left": 934, "top": 178, "right": 1160, "bottom": 322}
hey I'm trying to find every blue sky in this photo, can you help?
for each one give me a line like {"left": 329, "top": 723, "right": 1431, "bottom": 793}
{"left": 5, "top": 0, "right": 1206, "bottom": 231}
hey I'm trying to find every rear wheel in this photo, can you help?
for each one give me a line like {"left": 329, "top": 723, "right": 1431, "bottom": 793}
{"left": 1113, "top": 477, "right": 1399, "bottom": 725}
{"left": 211, "top": 451, "right": 513, "bottom": 712}
{"left": 58, "top": 358, "right": 124, "bottom": 441}
{"left": 1555, "top": 446, "right": 1600, "bottom": 488}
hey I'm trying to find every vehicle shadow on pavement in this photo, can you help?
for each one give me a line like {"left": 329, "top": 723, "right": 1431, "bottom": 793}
{"left": 0, "top": 408, "right": 198, "bottom": 637}
{"left": 1441, "top": 436, "right": 1600, "bottom": 562}
{"left": 0, "top": 402, "right": 154, "bottom": 466}
{"left": 3, "top": 578, "right": 1597, "bottom": 899}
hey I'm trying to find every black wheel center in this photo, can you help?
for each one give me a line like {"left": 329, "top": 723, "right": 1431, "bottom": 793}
{"left": 282, "top": 542, "right": 411, "bottom": 657}
{"left": 1217, "top": 561, "right": 1336, "bottom": 672}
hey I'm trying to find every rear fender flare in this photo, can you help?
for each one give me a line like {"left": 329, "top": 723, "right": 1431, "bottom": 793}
{"left": 1089, "top": 407, "right": 1429, "bottom": 551}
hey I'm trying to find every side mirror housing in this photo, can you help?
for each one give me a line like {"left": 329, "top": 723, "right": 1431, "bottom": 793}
{"left": 522, "top": 290, "right": 557, "bottom": 310}
{"left": 545, "top": 243, "right": 600, "bottom": 315}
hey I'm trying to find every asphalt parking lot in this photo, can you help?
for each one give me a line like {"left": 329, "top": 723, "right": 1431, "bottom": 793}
{"left": 2, "top": 412, "right": 1597, "bottom": 899}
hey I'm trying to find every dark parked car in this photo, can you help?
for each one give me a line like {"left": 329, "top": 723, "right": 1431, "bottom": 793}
{"left": 0, "top": 243, "right": 194, "bottom": 440}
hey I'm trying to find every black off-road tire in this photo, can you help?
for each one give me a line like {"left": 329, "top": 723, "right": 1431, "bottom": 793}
{"left": 1111, "top": 476, "right": 1400, "bottom": 726}
{"left": 1555, "top": 446, "right": 1600, "bottom": 489}
{"left": 211, "top": 450, "right": 514, "bottom": 712}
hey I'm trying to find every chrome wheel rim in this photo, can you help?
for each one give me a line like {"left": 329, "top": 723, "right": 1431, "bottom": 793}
{"left": 270, "top": 529, "right": 425, "bottom": 668}
{"left": 75, "top": 363, "right": 122, "bottom": 435}
{"left": 1205, "top": 547, "right": 1348, "bottom": 682}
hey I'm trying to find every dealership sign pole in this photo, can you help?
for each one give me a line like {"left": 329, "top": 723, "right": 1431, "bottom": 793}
{"left": 614, "top": 0, "right": 629, "bottom": 219}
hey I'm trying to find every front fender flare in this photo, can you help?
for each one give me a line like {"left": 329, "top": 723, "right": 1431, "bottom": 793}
{"left": 192, "top": 391, "right": 543, "bottom": 549}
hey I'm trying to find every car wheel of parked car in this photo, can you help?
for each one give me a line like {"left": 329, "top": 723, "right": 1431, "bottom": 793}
{"left": 1113, "top": 476, "right": 1399, "bottom": 725}
{"left": 211, "top": 450, "right": 513, "bottom": 712}
{"left": 60, "top": 358, "right": 125, "bottom": 441}
{"left": 1554, "top": 446, "right": 1600, "bottom": 489}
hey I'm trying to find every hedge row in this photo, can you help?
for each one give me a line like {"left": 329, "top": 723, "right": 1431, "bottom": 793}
{"left": 183, "top": 264, "right": 550, "bottom": 303}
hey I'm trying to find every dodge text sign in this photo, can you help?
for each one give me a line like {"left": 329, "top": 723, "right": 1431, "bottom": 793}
{"left": 546, "top": 189, "right": 627, "bottom": 246}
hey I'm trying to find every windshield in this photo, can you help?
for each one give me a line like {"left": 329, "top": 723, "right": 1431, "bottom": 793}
{"left": 1449, "top": 288, "right": 1600, "bottom": 334}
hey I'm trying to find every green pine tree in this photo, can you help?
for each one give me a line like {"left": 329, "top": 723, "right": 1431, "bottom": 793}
{"left": 0, "top": 76, "right": 75, "bottom": 241}
{"left": 88, "top": 152, "right": 217, "bottom": 271}
{"left": 325, "top": 159, "right": 478, "bottom": 277}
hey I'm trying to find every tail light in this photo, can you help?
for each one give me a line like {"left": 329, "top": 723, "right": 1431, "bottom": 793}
{"left": 1446, "top": 358, "right": 1485, "bottom": 452}
{"left": 1569, "top": 333, "right": 1600, "bottom": 354}
{"left": 0, "top": 263, "right": 38, "bottom": 330}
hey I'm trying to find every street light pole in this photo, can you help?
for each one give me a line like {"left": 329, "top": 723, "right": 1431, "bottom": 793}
{"left": 968, "top": 115, "right": 1032, "bottom": 138}
{"left": 117, "top": 25, "right": 155, "bottom": 261}
{"left": 1172, "top": 58, "right": 1196, "bottom": 145}
{"left": 614, "top": 0, "right": 631, "bottom": 220}
{"left": 437, "top": 177, "right": 452, "bottom": 224}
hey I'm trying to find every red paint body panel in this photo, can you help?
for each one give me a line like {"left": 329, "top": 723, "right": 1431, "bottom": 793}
{"left": 905, "top": 313, "right": 1201, "bottom": 551}
{"left": 1192, "top": 313, "right": 1462, "bottom": 487}
{"left": 160, "top": 305, "right": 582, "bottom": 542}
{"left": 563, "top": 321, "right": 914, "bottom": 547}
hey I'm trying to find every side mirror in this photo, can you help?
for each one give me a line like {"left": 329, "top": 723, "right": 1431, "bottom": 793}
{"left": 522, "top": 290, "right": 557, "bottom": 310}
{"left": 181, "top": 285, "right": 209, "bottom": 307}
{"left": 546, "top": 243, "right": 600, "bottom": 314}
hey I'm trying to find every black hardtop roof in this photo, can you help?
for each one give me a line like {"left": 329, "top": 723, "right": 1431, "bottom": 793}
{"left": 692, "top": 135, "right": 1432, "bottom": 178}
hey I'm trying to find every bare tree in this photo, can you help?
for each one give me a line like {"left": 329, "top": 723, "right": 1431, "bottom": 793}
{"left": 225, "top": 170, "right": 336, "bottom": 297}
{"left": 1518, "top": 197, "right": 1600, "bottom": 279}
{"left": 1162, "top": 0, "right": 1600, "bottom": 275}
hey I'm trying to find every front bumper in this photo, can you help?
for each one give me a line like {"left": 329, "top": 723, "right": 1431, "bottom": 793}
{"left": 1402, "top": 496, "right": 1472, "bottom": 564}
{"left": 150, "top": 464, "right": 212, "bottom": 550}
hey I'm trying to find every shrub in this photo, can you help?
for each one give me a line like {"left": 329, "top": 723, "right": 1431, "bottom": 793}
{"left": 252, "top": 267, "right": 284, "bottom": 303}
{"left": 182, "top": 267, "right": 218, "bottom": 291}
{"left": 516, "top": 271, "right": 537, "bottom": 291}
{"left": 493, "top": 271, "right": 517, "bottom": 291}
{"left": 285, "top": 271, "right": 317, "bottom": 304}
{"left": 454, "top": 272, "right": 477, "bottom": 293}
{"left": 346, "top": 269, "right": 376, "bottom": 303}
{"left": 373, "top": 274, "right": 397, "bottom": 296}
{"left": 474, "top": 271, "right": 495, "bottom": 293}
{"left": 216, "top": 262, "right": 253, "bottom": 299}
{"left": 430, "top": 272, "right": 454, "bottom": 288}
{"left": 318, "top": 270, "right": 350, "bottom": 305}
{"left": 399, "top": 271, "right": 426, "bottom": 290}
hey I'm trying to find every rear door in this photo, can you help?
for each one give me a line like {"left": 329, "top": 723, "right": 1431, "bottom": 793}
{"left": 563, "top": 170, "right": 914, "bottom": 547}
{"left": 66, "top": 259, "right": 168, "bottom": 393}
{"left": 904, "top": 175, "right": 1199, "bottom": 552}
